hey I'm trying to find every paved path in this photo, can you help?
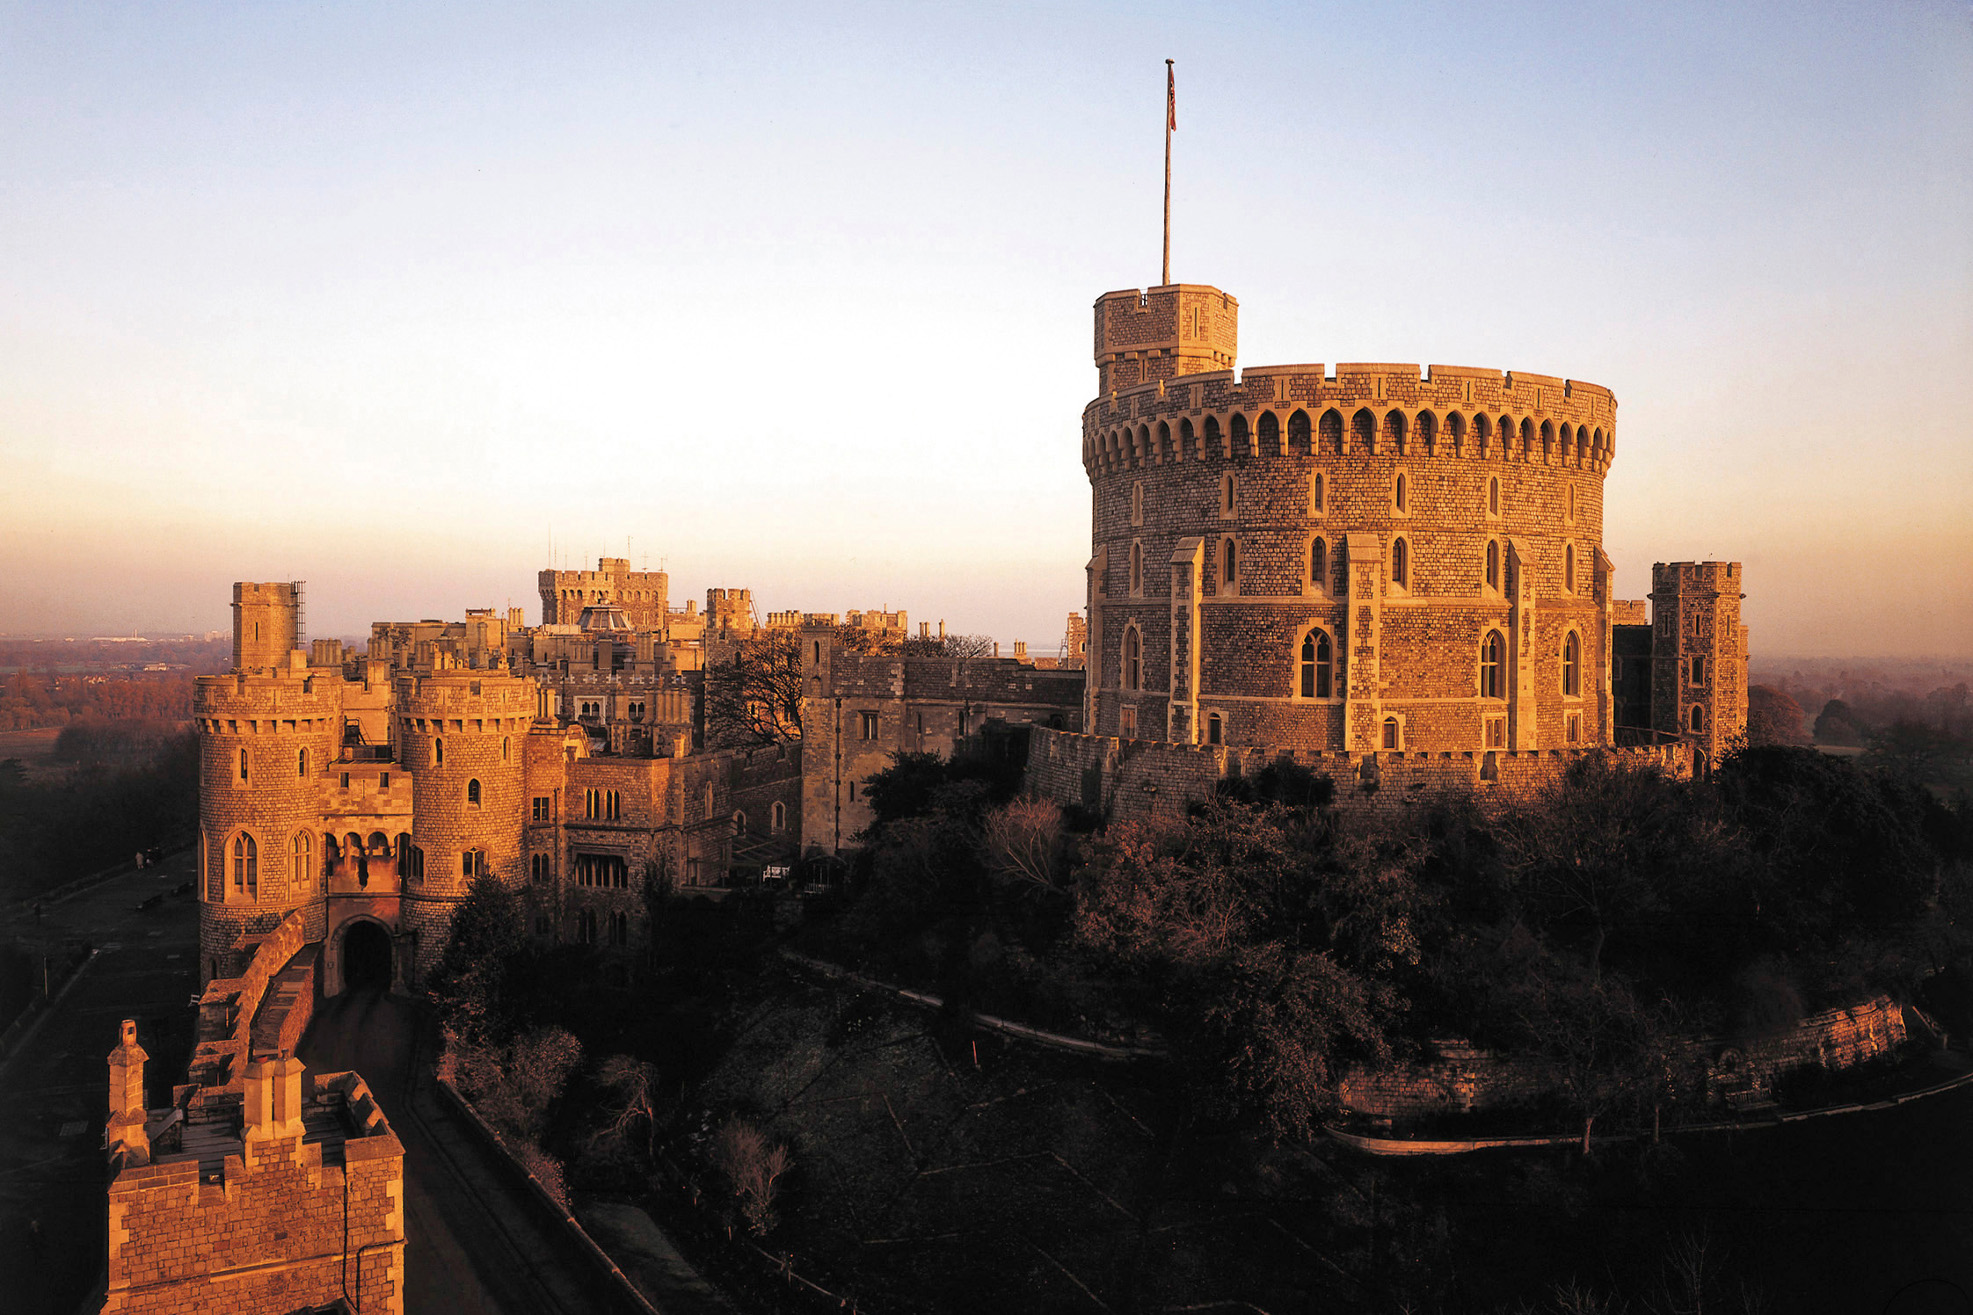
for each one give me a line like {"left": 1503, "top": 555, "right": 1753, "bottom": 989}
{"left": 0, "top": 851, "right": 201, "bottom": 1315}
{"left": 300, "top": 989, "right": 614, "bottom": 1315}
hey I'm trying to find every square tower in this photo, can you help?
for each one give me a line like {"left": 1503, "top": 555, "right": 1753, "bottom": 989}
{"left": 1093, "top": 284, "right": 1238, "bottom": 394}
{"left": 1649, "top": 562, "right": 1749, "bottom": 762}
{"left": 232, "top": 581, "right": 302, "bottom": 673}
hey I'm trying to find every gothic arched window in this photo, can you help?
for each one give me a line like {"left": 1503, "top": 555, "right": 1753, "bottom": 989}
{"left": 1486, "top": 540, "right": 1500, "bottom": 590}
{"left": 1123, "top": 627, "right": 1142, "bottom": 691}
{"left": 1300, "top": 628, "right": 1334, "bottom": 699}
{"left": 1481, "top": 630, "right": 1505, "bottom": 700}
{"left": 1562, "top": 631, "right": 1581, "bottom": 698}
{"left": 232, "top": 833, "right": 257, "bottom": 895}
{"left": 467, "top": 779, "right": 481, "bottom": 806}
{"left": 1310, "top": 538, "right": 1328, "bottom": 590}
{"left": 1391, "top": 537, "right": 1409, "bottom": 589}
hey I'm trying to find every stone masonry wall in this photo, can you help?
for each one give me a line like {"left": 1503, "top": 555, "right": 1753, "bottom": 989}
{"left": 1023, "top": 725, "right": 1692, "bottom": 826}
{"left": 1339, "top": 996, "right": 1910, "bottom": 1123}
{"left": 104, "top": 1079, "right": 404, "bottom": 1315}
{"left": 1084, "top": 285, "right": 1625, "bottom": 761}
{"left": 195, "top": 670, "right": 342, "bottom": 984}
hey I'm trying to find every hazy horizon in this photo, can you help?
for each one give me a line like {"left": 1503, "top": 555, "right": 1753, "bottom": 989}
{"left": 3, "top": 1, "right": 1969, "bottom": 655}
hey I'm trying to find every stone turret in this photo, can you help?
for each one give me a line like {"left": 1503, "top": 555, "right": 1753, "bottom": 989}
{"left": 105, "top": 1019, "right": 150, "bottom": 1165}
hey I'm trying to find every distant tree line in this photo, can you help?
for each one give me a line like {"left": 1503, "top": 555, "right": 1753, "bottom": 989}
{"left": 0, "top": 732, "right": 198, "bottom": 899}
{"left": 0, "top": 671, "right": 200, "bottom": 731}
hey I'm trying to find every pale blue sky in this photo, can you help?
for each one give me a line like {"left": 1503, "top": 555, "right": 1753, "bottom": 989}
{"left": 2, "top": 1, "right": 1968, "bottom": 654}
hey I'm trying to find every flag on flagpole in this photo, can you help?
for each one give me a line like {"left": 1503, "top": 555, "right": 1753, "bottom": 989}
{"left": 1167, "top": 63, "right": 1176, "bottom": 131}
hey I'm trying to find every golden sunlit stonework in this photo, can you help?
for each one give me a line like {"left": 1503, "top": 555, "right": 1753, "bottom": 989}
{"left": 192, "top": 282, "right": 1747, "bottom": 995}
{"left": 1022, "top": 282, "right": 1746, "bottom": 818}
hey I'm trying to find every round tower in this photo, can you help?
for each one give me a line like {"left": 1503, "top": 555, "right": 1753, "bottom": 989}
{"left": 396, "top": 666, "right": 532, "bottom": 982}
{"left": 194, "top": 662, "right": 342, "bottom": 984}
{"left": 1084, "top": 283, "right": 1619, "bottom": 756}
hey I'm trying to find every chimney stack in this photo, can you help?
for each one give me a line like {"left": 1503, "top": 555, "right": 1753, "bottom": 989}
{"left": 106, "top": 1019, "right": 150, "bottom": 1165}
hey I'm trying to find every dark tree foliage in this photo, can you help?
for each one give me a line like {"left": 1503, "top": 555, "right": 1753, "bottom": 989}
{"left": 1074, "top": 801, "right": 1423, "bottom": 1135}
{"left": 1746, "top": 684, "right": 1809, "bottom": 746}
{"left": 1812, "top": 698, "right": 1866, "bottom": 746}
{"left": 0, "top": 731, "right": 198, "bottom": 898}
{"left": 428, "top": 873, "right": 529, "bottom": 1043}
{"left": 1490, "top": 755, "right": 1742, "bottom": 980}
{"left": 827, "top": 737, "right": 1973, "bottom": 1144}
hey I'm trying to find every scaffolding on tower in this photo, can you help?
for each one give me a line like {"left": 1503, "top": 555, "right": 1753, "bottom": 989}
{"left": 292, "top": 581, "right": 307, "bottom": 651}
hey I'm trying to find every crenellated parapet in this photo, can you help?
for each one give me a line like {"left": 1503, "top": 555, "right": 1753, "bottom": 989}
{"left": 1084, "top": 362, "right": 1616, "bottom": 475}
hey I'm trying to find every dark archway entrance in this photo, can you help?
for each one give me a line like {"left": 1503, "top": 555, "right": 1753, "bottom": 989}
{"left": 342, "top": 920, "right": 393, "bottom": 992}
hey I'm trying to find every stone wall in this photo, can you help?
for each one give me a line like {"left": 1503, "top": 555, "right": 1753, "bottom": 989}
{"left": 185, "top": 908, "right": 312, "bottom": 1101}
{"left": 1022, "top": 725, "right": 1693, "bottom": 825}
{"left": 104, "top": 1067, "right": 405, "bottom": 1315}
{"left": 1339, "top": 996, "right": 1911, "bottom": 1123}
{"left": 801, "top": 638, "right": 1084, "bottom": 852}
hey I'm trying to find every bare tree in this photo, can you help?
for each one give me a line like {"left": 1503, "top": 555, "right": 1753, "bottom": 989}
{"left": 898, "top": 632, "right": 996, "bottom": 659}
{"left": 712, "top": 1117, "right": 792, "bottom": 1238}
{"left": 594, "top": 1054, "right": 663, "bottom": 1159}
{"left": 704, "top": 630, "right": 805, "bottom": 747}
{"left": 981, "top": 796, "right": 1068, "bottom": 894}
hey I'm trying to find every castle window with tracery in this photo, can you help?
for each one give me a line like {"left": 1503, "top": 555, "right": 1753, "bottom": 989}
{"left": 1481, "top": 630, "right": 1506, "bottom": 700}
{"left": 232, "top": 833, "right": 256, "bottom": 896}
{"left": 1300, "top": 628, "right": 1333, "bottom": 699}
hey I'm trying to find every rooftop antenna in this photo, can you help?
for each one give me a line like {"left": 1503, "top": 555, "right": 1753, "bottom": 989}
{"left": 1163, "top": 58, "right": 1175, "bottom": 288}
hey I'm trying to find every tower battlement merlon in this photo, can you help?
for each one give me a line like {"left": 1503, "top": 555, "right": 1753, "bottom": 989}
{"left": 1082, "top": 358, "right": 1619, "bottom": 476}
{"left": 1093, "top": 284, "right": 1239, "bottom": 394}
